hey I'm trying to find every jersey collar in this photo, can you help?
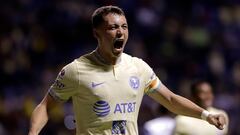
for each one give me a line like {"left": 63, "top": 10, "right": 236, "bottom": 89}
{"left": 94, "top": 49, "right": 122, "bottom": 66}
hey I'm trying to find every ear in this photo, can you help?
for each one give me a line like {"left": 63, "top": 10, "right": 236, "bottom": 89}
{"left": 93, "top": 29, "right": 99, "bottom": 39}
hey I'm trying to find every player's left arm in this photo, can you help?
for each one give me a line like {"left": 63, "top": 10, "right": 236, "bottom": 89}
{"left": 147, "top": 83, "right": 226, "bottom": 130}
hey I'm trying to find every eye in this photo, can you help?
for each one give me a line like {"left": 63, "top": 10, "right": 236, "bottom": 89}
{"left": 108, "top": 25, "right": 118, "bottom": 30}
{"left": 110, "top": 26, "right": 116, "bottom": 30}
{"left": 122, "top": 25, "right": 128, "bottom": 30}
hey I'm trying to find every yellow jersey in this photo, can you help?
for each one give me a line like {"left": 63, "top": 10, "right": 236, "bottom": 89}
{"left": 49, "top": 50, "right": 161, "bottom": 135}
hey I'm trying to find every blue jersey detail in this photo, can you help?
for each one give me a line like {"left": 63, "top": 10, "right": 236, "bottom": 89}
{"left": 112, "top": 120, "right": 126, "bottom": 134}
{"left": 93, "top": 100, "right": 110, "bottom": 117}
{"left": 114, "top": 102, "right": 136, "bottom": 114}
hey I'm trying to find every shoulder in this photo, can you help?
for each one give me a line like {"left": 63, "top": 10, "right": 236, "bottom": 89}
{"left": 63, "top": 59, "right": 78, "bottom": 73}
{"left": 122, "top": 53, "right": 149, "bottom": 67}
{"left": 75, "top": 52, "right": 92, "bottom": 65}
{"left": 56, "top": 60, "right": 79, "bottom": 82}
{"left": 69, "top": 51, "right": 97, "bottom": 69}
{"left": 58, "top": 54, "right": 89, "bottom": 80}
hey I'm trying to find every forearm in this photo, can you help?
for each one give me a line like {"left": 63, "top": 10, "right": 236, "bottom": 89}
{"left": 171, "top": 94, "right": 227, "bottom": 130}
{"left": 148, "top": 84, "right": 204, "bottom": 119}
{"left": 169, "top": 94, "right": 204, "bottom": 119}
{"left": 29, "top": 103, "right": 49, "bottom": 135}
{"left": 148, "top": 83, "right": 227, "bottom": 130}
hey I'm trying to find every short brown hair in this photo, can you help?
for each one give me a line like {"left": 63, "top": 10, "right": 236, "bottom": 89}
{"left": 92, "top": 5, "right": 125, "bottom": 28}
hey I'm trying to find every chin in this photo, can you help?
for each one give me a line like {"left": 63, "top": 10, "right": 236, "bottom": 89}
{"left": 112, "top": 48, "right": 124, "bottom": 57}
{"left": 112, "top": 51, "right": 123, "bottom": 57}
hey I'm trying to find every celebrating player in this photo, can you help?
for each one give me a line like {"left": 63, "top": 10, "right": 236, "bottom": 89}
{"left": 28, "top": 6, "right": 226, "bottom": 135}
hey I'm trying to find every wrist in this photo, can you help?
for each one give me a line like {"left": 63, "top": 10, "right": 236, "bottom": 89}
{"left": 201, "top": 110, "right": 210, "bottom": 120}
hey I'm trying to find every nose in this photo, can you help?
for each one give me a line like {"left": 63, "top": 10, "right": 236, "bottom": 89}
{"left": 116, "top": 29, "right": 123, "bottom": 38}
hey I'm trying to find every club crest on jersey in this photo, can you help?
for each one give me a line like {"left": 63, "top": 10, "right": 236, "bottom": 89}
{"left": 93, "top": 100, "right": 110, "bottom": 117}
{"left": 129, "top": 76, "right": 140, "bottom": 89}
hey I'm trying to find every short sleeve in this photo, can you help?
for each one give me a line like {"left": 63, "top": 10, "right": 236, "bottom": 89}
{"left": 137, "top": 59, "right": 162, "bottom": 94}
{"left": 49, "top": 62, "right": 79, "bottom": 102}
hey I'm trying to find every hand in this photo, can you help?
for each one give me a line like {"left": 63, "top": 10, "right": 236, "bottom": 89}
{"left": 206, "top": 114, "right": 226, "bottom": 130}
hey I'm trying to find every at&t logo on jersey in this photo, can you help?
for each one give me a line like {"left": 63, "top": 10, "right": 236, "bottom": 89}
{"left": 93, "top": 100, "right": 110, "bottom": 117}
{"left": 129, "top": 76, "right": 140, "bottom": 89}
{"left": 114, "top": 102, "right": 136, "bottom": 114}
{"left": 93, "top": 101, "right": 137, "bottom": 117}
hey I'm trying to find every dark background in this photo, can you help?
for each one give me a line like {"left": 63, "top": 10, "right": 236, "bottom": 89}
{"left": 0, "top": 0, "right": 239, "bottom": 134}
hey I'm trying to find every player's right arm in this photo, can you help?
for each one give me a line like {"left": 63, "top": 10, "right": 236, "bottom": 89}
{"left": 28, "top": 93, "right": 57, "bottom": 135}
{"left": 28, "top": 62, "right": 78, "bottom": 135}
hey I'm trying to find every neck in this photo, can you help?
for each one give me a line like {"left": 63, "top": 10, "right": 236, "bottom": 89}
{"left": 96, "top": 47, "right": 121, "bottom": 65}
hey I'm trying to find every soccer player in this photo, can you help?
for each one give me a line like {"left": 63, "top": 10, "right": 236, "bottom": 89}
{"left": 174, "top": 81, "right": 229, "bottom": 135}
{"left": 28, "top": 6, "right": 226, "bottom": 135}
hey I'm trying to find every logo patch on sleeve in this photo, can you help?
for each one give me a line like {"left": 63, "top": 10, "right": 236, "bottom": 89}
{"left": 112, "top": 120, "right": 126, "bottom": 134}
{"left": 60, "top": 69, "right": 65, "bottom": 77}
{"left": 53, "top": 80, "right": 65, "bottom": 89}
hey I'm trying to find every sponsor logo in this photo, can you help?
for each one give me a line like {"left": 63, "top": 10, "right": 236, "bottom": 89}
{"left": 93, "top": 101, "right": 137, "bottom": 117}
{"left": 114, "top": 102, "right": 136, "bottom": 114}
{"left": 112, "top": 120, "right": 126, "bottom": 134}
{"left": 91, "top": 82, "right": 105, "bottom": 88}
{"left": 129, "top": 76, "right": 140, "bottom": 89}
{"left": 93, "top": 100, "right": 110, "bottom": 117}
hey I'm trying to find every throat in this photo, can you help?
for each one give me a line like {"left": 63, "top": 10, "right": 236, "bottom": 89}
{"left": 95, "top": 48, "right": 121, "bottom": 65}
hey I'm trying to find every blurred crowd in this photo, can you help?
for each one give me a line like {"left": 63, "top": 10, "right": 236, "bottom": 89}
{"left": 0, "top": 0, "right": 240, "bottom": 134}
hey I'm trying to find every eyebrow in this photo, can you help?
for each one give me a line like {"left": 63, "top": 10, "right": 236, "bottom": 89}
{"left": 108, "top": 23, "right": 128, "bottom": 26}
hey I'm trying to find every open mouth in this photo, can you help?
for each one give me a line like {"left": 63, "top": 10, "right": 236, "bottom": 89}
{"left": 113, "top": 39, "right": 124, "bottom": 49}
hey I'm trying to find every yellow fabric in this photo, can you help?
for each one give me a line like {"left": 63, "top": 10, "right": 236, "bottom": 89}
{"left": 49, "top": 51, "right": 161, "bottom": 135}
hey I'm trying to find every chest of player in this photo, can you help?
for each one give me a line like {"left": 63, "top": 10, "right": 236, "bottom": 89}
{"left": 74, "top": 64, "right": 146, "bottom": 118}
{"left": 78, "top": 67, "right": 144, "bottom": 100}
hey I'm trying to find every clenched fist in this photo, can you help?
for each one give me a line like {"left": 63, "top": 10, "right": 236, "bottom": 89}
{"left": 207, "top": 114, "right": 226, "bottom": 130}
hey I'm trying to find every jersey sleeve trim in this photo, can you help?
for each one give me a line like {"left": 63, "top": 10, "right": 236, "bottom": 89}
{"left": 144, "top": 77, "right": 161, "bottom": 94}
{"left": 48, "top": 61, "right": 79, "bottom": 102}
{"left": 48, "top": 88, "right": 67, "bottom": 102}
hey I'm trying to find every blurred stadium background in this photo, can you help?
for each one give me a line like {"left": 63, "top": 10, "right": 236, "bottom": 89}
{"left": 0, "top": 0, "right": 240, "bottom": 134}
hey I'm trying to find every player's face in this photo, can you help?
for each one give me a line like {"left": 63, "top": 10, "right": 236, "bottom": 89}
{"left": 95, "top": 13, "right": 128, "bottom": 57}
{"left": 196, "top": 83, "right": 214, "bottom": 108}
